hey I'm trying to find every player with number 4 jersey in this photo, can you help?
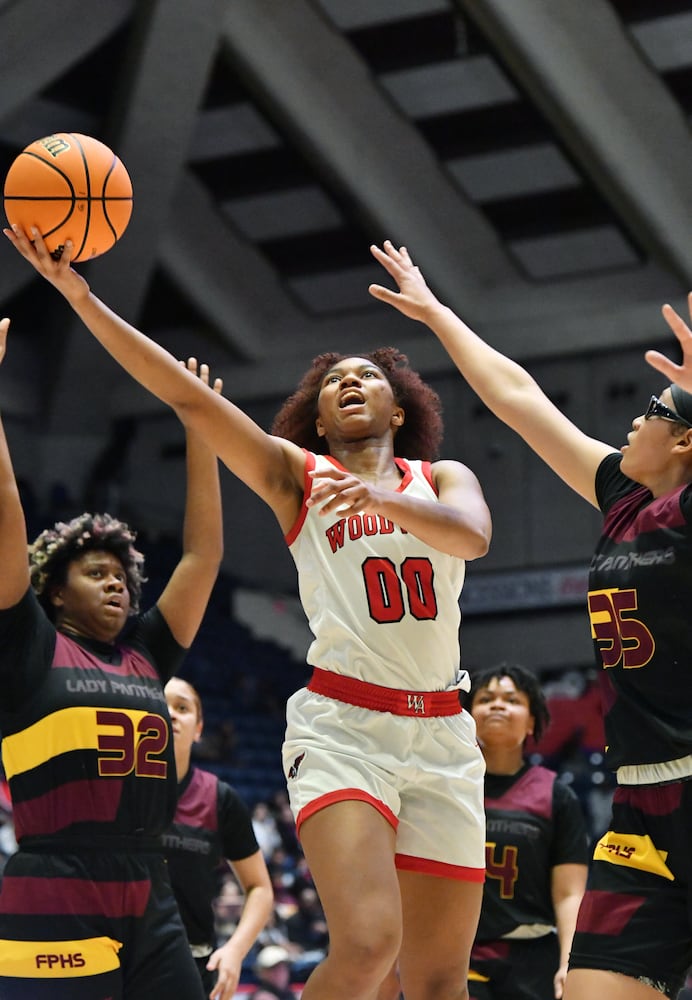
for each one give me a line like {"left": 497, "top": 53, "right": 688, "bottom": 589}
{"left": 466, "top": 665, "right": 589, "bottom": 1000}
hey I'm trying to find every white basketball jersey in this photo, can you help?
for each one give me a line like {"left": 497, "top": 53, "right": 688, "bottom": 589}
{"left": 286, "top": 452, "right": 468, "bottom": 693}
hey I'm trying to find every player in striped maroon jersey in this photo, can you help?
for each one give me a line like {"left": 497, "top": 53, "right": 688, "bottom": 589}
{"left": 370, "top": 241, "right": 692, "bottom": 1000}
{"left": 163, "top": 677, "right": 273, "bottom": 1000}
{"left": 0, "top": 315, "right": 223, "bottom": 999}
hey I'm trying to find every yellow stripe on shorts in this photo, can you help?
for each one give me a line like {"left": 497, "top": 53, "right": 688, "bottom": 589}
{"left": 0, "top": 937, "right": 122, "bottom": 978}
{"left": 593, "top": 830, "right": 673, "bottom": 880}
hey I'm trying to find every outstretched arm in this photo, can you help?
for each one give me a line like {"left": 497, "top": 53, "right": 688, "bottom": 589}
{"left": 0, "top": 318, "right": 31, "bottom": 609}
{"left": 156, "top": 360, "right": 223, "bottom": 647}
{"left": 369, "top": 242, "right": 616, "bottom": 508}
{"left": 3, "top": 226, "right": 305, "bottom": 528}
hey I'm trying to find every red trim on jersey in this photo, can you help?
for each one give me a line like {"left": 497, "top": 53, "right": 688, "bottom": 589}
{"left": 284, "top": 450, "right": 315, "bottom": 546}
{"left": 285, "top": 453, "right": 430, "bottom": 545}
{"left": 295, "top": 788, "right": 398, "bottom": 836}
{"left": 395, "top": 852, "right": 485, "bottom": 883}
{"left": 419, "top": 460, "right": 436, "bottom": 494}
{"left": 13, "top": 779, "right": 122, "bottom": 839}
{"left": 394, "top": 457, "right": 434, "bottom": 494}
{"left": 0, "top": 875, "right": 151, "bottom": 916}
{"left": 307, "top": 667, "right": 462, "bottom": 717}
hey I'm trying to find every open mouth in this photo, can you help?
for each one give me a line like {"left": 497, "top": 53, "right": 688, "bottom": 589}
{"left": 339, "top": 389, "right": 364, "bottom": 408}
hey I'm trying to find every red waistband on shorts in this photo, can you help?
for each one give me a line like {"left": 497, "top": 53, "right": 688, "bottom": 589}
{"left": 307, "top": 667, "right": 462, "bottom": 717}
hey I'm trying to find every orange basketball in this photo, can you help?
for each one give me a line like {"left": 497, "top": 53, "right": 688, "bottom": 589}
{"left": 3, "top": 133, "right": 133, "bottom": 262}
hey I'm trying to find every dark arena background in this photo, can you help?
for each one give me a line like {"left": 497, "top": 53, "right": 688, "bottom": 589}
{"left": 2, "top": 1, "right": 692, "bottom": 995}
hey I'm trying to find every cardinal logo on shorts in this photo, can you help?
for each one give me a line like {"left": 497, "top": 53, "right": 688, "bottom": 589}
{"left": 288, "top": 751, "right": 306, "bottom": 779}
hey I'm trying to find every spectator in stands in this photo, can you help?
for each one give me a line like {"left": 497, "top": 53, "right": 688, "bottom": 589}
{"left": 213, "top": 872, "right": 245, "bottom": 943}
{"left": 274, "top": 796, "right": 301, "bottom": 857}
{"left": 163, "top": 677, "right": 274, "bottom": 1000}
{"left": 252, "top": 802, "right": 283, "bottom": 861}
{"left": 466, "top": 664, "right": 589, "bottom": 1000}
{"left": 9, "top": 226, "right": 492, "bottom": 1000}
{"left": 266, "top": 845, "right": 299, "bottom": 900}
{"left": 253, "top": 908, "right": 296, "bottom": 959}
{"left": 249, "top": 945, "right": 296, "bottom": 1000}
{"left": 285, "top": 887, "right": 329, "bottom": 982}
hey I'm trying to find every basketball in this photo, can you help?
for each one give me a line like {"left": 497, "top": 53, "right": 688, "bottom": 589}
{"left": 3, "top": 133, "right": 133, "bottom": 262}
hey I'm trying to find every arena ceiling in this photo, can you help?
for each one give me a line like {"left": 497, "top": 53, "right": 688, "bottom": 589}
{"left": 2, "top": 0, "right": 692, "bottom": 436}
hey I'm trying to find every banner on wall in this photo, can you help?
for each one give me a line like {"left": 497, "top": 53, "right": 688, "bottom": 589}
{"left": 462, "top": 564, "right": 589, "bottom": 615}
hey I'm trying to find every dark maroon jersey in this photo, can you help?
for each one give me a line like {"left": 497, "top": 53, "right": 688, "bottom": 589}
{"left": 0, "top": 588, "right": 184, "bottom": 840}
{"left": 591, "top": 453, "right": 692, "bottom": 770}
{"left": 162, "top": 766, "right": 259, "bottom": 947}
{"left": 477, "top": 764, "right": 589, "bottom": 941}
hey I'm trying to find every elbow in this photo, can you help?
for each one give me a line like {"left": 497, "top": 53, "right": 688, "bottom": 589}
{"left": 467, "top": 525, "right": 492, "bottom": 560}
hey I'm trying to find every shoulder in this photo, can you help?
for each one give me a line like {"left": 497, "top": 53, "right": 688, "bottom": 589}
{"left": 0, "top": 586, "right": 48, "bottom": 630}
{"left": 431, "top": 458, "right": 483, "bottom": 489}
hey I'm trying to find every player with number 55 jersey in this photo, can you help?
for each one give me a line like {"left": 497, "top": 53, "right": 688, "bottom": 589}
{"left": 368, "top": 239, "right": 692, "bottom": 1000}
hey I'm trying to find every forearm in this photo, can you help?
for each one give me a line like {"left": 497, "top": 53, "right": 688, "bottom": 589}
{"left": 368, "top": 491, "right": 490, "bottom": 559}
{"left": 0, "top": 416, "right": 31, "bottom": 606}
{"left": 182, "top": 425, "right": 223, "bottom": 565}
{"left": 222, "top": 885, "right": 274, "bottom": 959}
{"left": 554, "top": 893, "right": 583, "bottom": 967}
{"left": 421, "top": 302, "right": 543, "bottom": 422}
{"left": 69, "top": 290, "right": 205, "bottom": 415}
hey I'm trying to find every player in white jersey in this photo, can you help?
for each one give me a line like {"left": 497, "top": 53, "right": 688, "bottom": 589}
{"left": 4, "top": 224, "right": 492, "bottom": 1000}
{"left": 288, "top": 453, "right": 466, "bottom": 691}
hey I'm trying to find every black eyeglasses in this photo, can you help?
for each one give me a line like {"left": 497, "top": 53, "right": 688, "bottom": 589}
{"left": 644, "top": 394, "right": 692, "bottom": 429}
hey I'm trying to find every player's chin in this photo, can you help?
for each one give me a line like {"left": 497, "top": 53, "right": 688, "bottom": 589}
{"left": 619, "top": 448, "right": 642, "bottom": 484}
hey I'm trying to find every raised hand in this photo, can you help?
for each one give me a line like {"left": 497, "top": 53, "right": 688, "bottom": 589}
{"left": 3, "top": 225, "right": 89, "bottom": 304}
{"left": 180, "top": 357, "right": 223, "bottom": 396}
{"left": 645, "top": 293, "right": 692, "bottom": 392}
{"left": 307, "top": 467, "right": 383, "bottom": 517}
{"left": 368, "top": 240, "right": 441, "bottom": 322}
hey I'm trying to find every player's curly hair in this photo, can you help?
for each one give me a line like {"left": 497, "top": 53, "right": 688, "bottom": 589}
{"left": 465, "top": 662, "right": 551, "bottom": 744}
{"left": 29, "top": 512, "right": 146, "bottom": 620}
{"left": 270, "top": 347, "right": 444, "bottom": 460}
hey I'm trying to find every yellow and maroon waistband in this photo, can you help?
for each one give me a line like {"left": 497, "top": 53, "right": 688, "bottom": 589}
{"left": 307, "top": 667, "right": 462, "bottom": 717}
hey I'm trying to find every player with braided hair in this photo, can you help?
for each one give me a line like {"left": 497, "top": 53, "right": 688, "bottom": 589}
{"left": 0, "top": 315, "right": 223, "bottom": 999}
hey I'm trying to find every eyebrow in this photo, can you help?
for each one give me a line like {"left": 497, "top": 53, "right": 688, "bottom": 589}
{"left": 325, "top": 360, "right": 381, "bottom": 375}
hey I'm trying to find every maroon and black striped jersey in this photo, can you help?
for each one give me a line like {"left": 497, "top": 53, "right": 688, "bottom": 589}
{"left": 0, "top": 588, "right": 185, "bottom": 840}
{"left": 477, "top": 764, "right": 589, "bottom": 942}
{"left": 162, "top": 766, "right": 259, "bottom": 947}
{"left": 591, "top": 453, "right": 692, "bottom": 771}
